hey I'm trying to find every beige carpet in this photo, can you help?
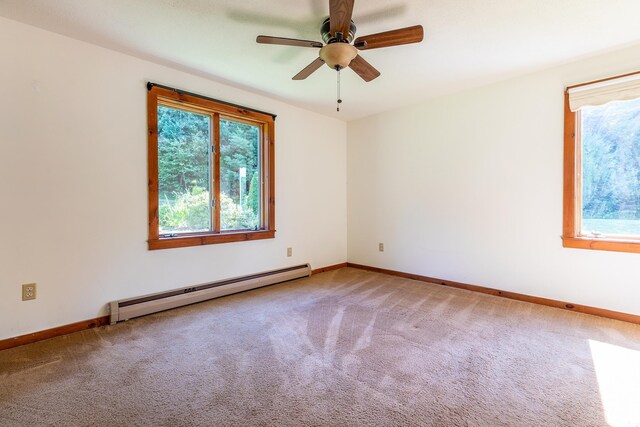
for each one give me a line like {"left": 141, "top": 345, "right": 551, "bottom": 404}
{"left": 1, "top": 268, "right": 640, "bottom": 426}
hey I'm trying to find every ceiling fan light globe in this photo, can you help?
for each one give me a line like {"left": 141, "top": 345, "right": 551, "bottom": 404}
{"left": 319, "top": 43, "right": 358, "bottom": 69}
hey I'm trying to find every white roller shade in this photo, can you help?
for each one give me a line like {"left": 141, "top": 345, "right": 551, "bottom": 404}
{"left": 568, "top": 73, "right": 640, "bottom": 111}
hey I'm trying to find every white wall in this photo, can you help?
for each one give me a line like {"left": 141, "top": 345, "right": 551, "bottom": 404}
{"left": 0, "top": 17, "right": 347, "bottom": 340}
{"left": 348, "top": 44, "right": 640, "bottom": 316}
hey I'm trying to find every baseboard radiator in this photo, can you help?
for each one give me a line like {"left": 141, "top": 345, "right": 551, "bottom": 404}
{"left": 109, "top": 264, "right": 311, "bottom": 324}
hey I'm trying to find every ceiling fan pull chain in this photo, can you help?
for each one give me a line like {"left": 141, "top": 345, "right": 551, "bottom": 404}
{"left": 337, "top": 67, "right": 342, "bottom": 112}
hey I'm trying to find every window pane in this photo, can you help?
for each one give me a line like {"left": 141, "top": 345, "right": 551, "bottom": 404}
{"left": 219, "top": 118, "right": 261, "bottom": 231}
{"left": 157, "top": 105, "right": 211, "bottom": 234}
{"left": 581, "top": 98, "right": 640, "bottom": 236}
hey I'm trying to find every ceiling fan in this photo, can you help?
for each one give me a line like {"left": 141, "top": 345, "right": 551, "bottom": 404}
{"left": 256, "top": 0, "right": 423, "bottom": 110}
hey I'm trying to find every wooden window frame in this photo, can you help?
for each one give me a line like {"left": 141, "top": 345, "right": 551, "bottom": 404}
{"left": 562, "top": 76, "right": 640, "bottom": 254}
{"left": 147, "top": 85, "right": 275, "bottom": 250}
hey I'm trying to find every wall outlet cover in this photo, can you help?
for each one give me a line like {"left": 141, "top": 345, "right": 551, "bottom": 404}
{"left": 22, "top": 283, "right": 37, "bottom": 301}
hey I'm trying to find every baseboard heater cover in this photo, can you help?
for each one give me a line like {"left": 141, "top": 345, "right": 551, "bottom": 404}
{"left": 109, "top": 263, "right": 311, "bottom": 324}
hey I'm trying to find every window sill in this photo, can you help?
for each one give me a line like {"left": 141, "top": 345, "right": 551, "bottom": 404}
{"left": 148, "top": 230, "right": 275, "bottom": 250}
{"left": 562, "top": 236, "right": 640, "bottom": 254}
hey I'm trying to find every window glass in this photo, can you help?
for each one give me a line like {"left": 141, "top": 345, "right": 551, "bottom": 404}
{"left": 219, "top": 118, "right": 261, "bottom": 231}
{"left": 581, "top": 97, "right": 640, "bottom": 237}
{"left": 157, "top": 105, "right": 211, "bottom": 234}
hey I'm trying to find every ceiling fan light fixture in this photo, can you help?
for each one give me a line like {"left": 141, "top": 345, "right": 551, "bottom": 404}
{"left": 319, "top": 42, "right": 357, "bottom": 69}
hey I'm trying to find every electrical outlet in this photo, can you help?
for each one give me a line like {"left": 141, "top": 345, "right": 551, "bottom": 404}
{"left": 287, "top": 247, "right": 292, "bottom": 257}
{"left": 379, "top": 243, "right": 384, "bottom": 252}
{"left": 22, "top": 283, "right": 36, "bottom": 301}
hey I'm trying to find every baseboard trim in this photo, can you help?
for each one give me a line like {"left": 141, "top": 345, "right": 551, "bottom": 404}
{"left": 8, "top": 260, "right": 631, "bottom": 351}
{"left": 0, "top": 316, "right": 110, "bottom": 351}
{"left": 312, "top": 262, "right": 348, "bottom": 274}
{"left": 347, "top": 263, "right": 640, "bottom": 325}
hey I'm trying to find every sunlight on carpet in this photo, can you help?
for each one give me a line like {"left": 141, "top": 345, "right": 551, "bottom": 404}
{"left": 589, "top": 339, "right": 640, "bottom": 426}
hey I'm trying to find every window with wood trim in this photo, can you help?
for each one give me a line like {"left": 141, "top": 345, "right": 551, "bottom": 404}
{"left": 563, "top": 72, "right": 640, "bottom": 253}
{"left": 147, "top": 84, "right": 275, "bottom": 250}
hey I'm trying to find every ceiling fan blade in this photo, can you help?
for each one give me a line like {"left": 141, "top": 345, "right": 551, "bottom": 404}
{"left": 354, "top": 25, "right": 424, "bottom": 50}
{"left": 329, "top": 0, "right": 354, "bottom": 39}
{"left": 292, "top": 57, "right": 325, "bottom": 80}
{"left": 349, "top": 55, "right": 380, "bottom": 82}
{"left": 257, "top": 35, "right": 323, "bottom": 48}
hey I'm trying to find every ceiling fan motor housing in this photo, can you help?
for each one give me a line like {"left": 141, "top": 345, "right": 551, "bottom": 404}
{"left": 321, "top": 17, "right": 357, "bottom": 44}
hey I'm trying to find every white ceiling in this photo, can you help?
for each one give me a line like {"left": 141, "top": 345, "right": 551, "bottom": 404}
{"left": 2, "top": 0, "right": 640, "bottom": 120}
